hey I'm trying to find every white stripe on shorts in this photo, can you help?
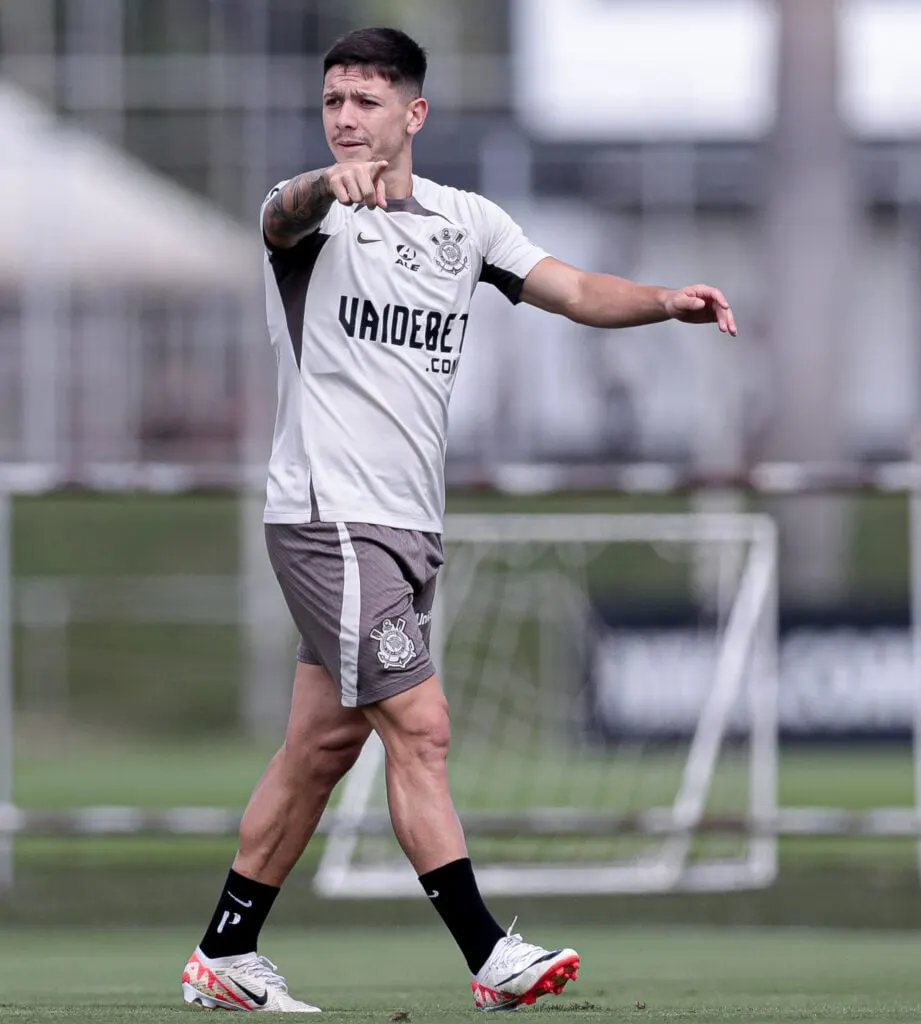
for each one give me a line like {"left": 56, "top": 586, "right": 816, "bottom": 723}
{"left": 336, "top": 522, "right": 361, "bottom": 707}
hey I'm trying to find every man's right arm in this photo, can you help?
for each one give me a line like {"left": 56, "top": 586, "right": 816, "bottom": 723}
{"left": 263, "top": 161, "right": 391, "bottom": 249}
{"left": 263, "top": 169, "right": 336, "bottom": 250}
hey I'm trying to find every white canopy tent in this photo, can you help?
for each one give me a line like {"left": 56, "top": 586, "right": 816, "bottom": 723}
{"left": 0, "top": 80, "right": 257, "bottom": 290}
{"left": 0, "top": 80, "right": 287, "bottom": 758}
{"left": 0, "top": 77, "right": 266, "bottom": 465}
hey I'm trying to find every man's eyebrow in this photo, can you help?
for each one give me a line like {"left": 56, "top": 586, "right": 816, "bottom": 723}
{"left": 323, "top": 87, "right": 383, "bottom": 102}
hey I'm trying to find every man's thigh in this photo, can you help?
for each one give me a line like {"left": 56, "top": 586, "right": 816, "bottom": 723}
{"left": 265, "top": 522, "right": 441, "bottom": 707}
{"left": 286, "top": 661, "right": 370, "bottom": 751}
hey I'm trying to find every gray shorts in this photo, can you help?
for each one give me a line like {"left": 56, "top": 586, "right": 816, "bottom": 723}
{"left": 265, "top": 522, "right": 444, "bottom": 707}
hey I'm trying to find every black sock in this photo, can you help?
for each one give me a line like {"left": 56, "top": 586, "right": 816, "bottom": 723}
{"left": 199, "top": 868, "right": 280, "bottom": 959}
{"left": 419, "top": 857, "right": 505, "bottom": 973}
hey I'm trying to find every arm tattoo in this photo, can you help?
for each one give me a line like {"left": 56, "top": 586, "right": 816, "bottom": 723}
{"left": 263, "top": 169, "right": 334, "bottom": 244}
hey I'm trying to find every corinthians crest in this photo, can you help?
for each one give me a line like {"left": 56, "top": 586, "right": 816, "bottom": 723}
{"left": 371, "top": 617, "right": 416, "bottom": 670}
{"left": 431, "top": 227, "right": 469, "bottom": 276}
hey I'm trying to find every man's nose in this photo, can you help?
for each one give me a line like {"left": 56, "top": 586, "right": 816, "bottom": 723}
{"left": 336, "top": 101, "right": 358, "bottom": 129}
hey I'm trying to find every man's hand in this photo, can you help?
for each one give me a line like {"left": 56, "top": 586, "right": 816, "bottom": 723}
{"left": 263, "top": 161, "right": 390, "bottom": 249}
{"left": 324, "top": 160, "right": 389, "bottom": 210}
{"left": 664, "top": 285, "right": 738, "bottom": 336}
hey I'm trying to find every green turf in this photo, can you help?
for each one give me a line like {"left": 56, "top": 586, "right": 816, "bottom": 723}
{"left": 6, "top": 739, "right": 921, "bottom": 931}
{"left": 12, "top": 489, "right": 913, "bottom": 591}
{"left": 6, "top": 493, "right": 921, "bottom": 927}
{"left": 1, "top": 926, "right": 921, "bottom": 1022}
{"left": 11, "top": 739, "right": 919, "bottom": 871}
{"left": 7, "top": 490, "right": 912, "bottom": 743}
{"left": 13, "top": 495, "right": 239, "bottom": 576}
{"left": 14, "top": 737, "right": 277, "bottom": 810}
{"left": 14, "top": 737, "right": 915, "bottom": 813}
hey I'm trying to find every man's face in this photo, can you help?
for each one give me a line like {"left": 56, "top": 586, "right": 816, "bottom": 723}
{"left": 322, "top": 66, "right": 421, "bottom": 164}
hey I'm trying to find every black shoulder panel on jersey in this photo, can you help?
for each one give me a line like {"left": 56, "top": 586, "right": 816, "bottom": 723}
{"left": 354, "top": 196, "right": 448, "bottom": 221}
{"left": 269, "top": 232, "right": 330, "bottom": 367}
{"left": 385, "top": 197, "right": 450, "bottom": 220}
{"left": 479, "top": 260, "right": 526, "bottom": 305}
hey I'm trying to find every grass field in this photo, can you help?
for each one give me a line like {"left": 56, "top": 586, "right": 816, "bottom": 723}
{"left": 12, "top": 737, "right": 920, "bottom": 881}
{"left": 2, "top": 925, "right": 921, "bottom": 1022}
{"left": 12, "top": 491, "right": 913, "bottom": 594}
{"left": 15, "top": 736, "right": 914, "bottom": 808}
{"left": 7, "top": 493, "right": 921, "bottom": 934}
{"left": 6, "top": 738, "right": 921, "bottom": 933}
{"left": 8, "top": 491, "right": 913, "bottom": 736}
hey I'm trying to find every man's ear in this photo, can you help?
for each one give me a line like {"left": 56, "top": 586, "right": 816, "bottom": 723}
{"left": 407, "top": 97, "right": 428, "bottom": 136}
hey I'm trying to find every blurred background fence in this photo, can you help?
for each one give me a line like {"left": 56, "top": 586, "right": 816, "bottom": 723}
{"left": 4, "top": 0, "right": 921, "bottom": 931}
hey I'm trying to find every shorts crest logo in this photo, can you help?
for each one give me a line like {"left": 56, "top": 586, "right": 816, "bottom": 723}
{"left": 371, "top": 617, "right": 416, "bottom": 669}
{"left": 431, "top": 227, "right": 469, "bottom": 276}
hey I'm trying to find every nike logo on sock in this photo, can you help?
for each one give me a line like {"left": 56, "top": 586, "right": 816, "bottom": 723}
{"left": 228, "top": 893, "right": 253, "bottom": 908}
{"left": 234, "top": 980, "right": 268, "bottom": 1006}
{"left": 425, "top": 889, "right": 440, "bottom": 898}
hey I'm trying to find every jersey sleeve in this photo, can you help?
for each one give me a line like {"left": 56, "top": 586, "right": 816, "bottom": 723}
{"left": 474, "top": 197, "right": 551, "bottom": 305}
{"left": 260, "top": 181, "right": 288, "bottom": 251}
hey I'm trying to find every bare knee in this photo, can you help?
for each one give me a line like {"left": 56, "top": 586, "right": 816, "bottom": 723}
{"left": 378, "top": 692, "right": 452, "bottom": 772}
{"left": 281, "top": 729, "right": 366, "bottom": 795}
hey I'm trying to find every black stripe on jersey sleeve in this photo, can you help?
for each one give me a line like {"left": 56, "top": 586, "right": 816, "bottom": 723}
{"left": 269, "top": 232, "right": 330, "bottom": 368}
{"left": 479, "top": 260, "right": 527, "bottom": 305}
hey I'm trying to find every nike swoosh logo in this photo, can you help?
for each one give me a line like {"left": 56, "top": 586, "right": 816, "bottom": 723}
{"left": 357, "top": 233, "right": 382, "bottom": 244}
{"left": 425, "top": 889, "right": 440, "bottom": 898}
{"left": 228, "top": 893, "right": 253, "bottom": 908}
{"left": 234, "top": 980, "right": 269, "bottom": 1006}
{"left": 495, "top": 950, "right": 562, "bottom": 988}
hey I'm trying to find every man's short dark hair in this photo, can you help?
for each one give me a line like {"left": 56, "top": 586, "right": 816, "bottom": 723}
{"left": 323, "top": 27, "right": 427, "bottom": 97}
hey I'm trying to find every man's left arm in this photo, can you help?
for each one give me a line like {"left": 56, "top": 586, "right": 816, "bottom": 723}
{"left": 521, "top": 257, "right": 738, "bottom": 336}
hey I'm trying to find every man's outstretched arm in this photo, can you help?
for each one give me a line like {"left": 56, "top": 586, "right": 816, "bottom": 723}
{"left": 521, "top": 257, "right": 738, "bottom": 336}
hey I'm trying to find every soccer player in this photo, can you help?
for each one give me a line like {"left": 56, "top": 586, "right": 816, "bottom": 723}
{"left": 181, "top": 26, "right": 737, "bottom": 1014}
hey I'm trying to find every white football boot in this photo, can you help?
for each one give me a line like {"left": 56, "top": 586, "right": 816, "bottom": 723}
{"left": 182, "top": 948, "right": 322, "bottom": 1012}
{"left": 471, "top": 926, "right": 580, "bottom": 1012}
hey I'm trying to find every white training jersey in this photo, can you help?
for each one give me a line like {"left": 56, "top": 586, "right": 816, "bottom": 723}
{"left": 261, "top": 173, "right": 550, "bottom": 533}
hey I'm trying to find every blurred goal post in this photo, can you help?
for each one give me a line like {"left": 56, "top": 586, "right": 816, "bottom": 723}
{"left": 315, "top": 511, "right": 780, "bottom": 898}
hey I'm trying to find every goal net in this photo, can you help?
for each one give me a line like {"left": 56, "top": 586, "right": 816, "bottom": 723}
{"left": 315, "top": 512, "right": 779, "bottom": 898}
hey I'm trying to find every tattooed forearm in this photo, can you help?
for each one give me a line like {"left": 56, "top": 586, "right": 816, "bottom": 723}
{"left": 263, "top": 169, "right": 334, "bottom": 247}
